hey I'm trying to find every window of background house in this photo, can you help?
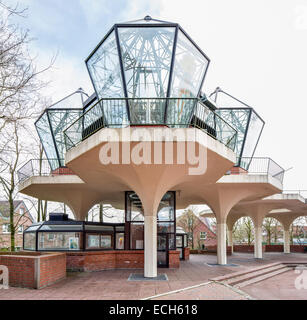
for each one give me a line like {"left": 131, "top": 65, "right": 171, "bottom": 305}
{"left": 18, "top": 225, "right": 24, "bottom": 234}
{"left": 2, "top": 224, "right": 10, "bottom": 233}
{"left": 200, "top": 231, "right": 207, "bottom": 240}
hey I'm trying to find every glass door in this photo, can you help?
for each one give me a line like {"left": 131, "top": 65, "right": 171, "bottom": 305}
{"left": 157, "top": 234, "right": 169, "bottom": 267}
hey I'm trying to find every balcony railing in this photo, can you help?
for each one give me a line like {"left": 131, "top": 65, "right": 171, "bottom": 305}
{"left": 17, "top": 159, "right": 73, "bottom": 184}
{"left": 231, "top": 157, "right": 285, "bottom": 183}
{"left": 64, "top": 97, "right": 237, "bottom": 152}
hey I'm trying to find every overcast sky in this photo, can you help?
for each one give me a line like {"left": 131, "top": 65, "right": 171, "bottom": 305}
{"left": 6, "top": 0, "right": 307, "bottom": 191}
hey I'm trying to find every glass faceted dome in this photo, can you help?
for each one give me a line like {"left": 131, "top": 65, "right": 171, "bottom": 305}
{"left": 35, "top": 89, "right": 89, "bottom": 169}
{"left": 86, "top": 16, "right": 210, "bottom": 126}
{"left": 211, "top": 88, "right": 265, "bottom": 169}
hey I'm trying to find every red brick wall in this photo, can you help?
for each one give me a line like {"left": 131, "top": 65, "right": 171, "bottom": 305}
{"left": 66, "top": 251, "right": 145, "bottom": 272}
{"left": 233, "top": 245, "right": 255, "bottom": 253}
{"left": 169, "top": 250, "right": 180, "bottom": 268}
{"left": 290, "top": 245, "right": 307, "bottom": 253}
{"left": 183, "top": 247, "right": 190, "bottom": 260}
{"left": 190, "top": 246, "right": 232, "bottom": 255}
{"left": 67, "top": 250, "right": 181, "bottom": 271}
{"left": 39, "top": 254, "right": 66, "bottom": 289}
{"left": 265, "top": 245, "right": 283, "bottom": 252}
{"left": 0, "top": 252, "right": 66, "bottom": 289}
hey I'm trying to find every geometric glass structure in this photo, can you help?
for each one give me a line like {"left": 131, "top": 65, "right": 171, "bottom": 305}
{"left": 211, "top": 87, "right": 265, "bottom": 169}
{"left": 86, "top": 16, "right": 210, "bottom": 126}
{"left": 35, "top": 89, "right": 89, "bottom": 169}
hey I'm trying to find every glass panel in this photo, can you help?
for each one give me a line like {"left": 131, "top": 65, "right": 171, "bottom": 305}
{"left": 242, "top": 110, "right": 264, "bottom": 159}
{"left": 116, "top": 226, "right": 125, "bottom": 232}
{"left": 86, "top": 234, "right": 100, "bottom": 249}
{"left": 116, "top": 233, "right": 125, "bottom": 249}
{"left": 101, "top": 235, "right": 113, "bottom": 249}
{"left": 157, "top": 234, "right": 167, "bottom": 250}
{"left": 24, "top": 232, "right": 36, "bottom": 250}
{"left": 126, "top": 192, "right": 144, "bottom": 222}
{"left": 49, "top": 91, "right": 86, "bottom": 109}
{"left": 86, "top": 30, "right": 128, "bottom": 126}
{"left": 118, "top": 27, "right": 175, "bottom": 99}
{"left": 85, "top": 225, "right": 114, "bottom": 232}
{"left": 130, "top": 223, "right": 144, "bottom": 249}
{"left": 157, "top": 192, "right": 175, "bottom": 221}
{"left": 48, "top": 110, "right": 82, "bottom": 164}
{"left": 176, "top": 236, "right": 182, "bottom": 247}
{"left": 37, "top": 232, "right": 82, "bottom": 250}
{"left": 35, "top": 112, "right": 59, "bottom": 170}
{"left": 168, "top": 234, "right": 176, "bottom": 249}
{"left": 184, "top": 234, "right": 188, "bottom": 247}
{"left": 25, "top": 224, "right": 41, "bottom": 232}
{"left": 216, "top": 108, "right": 250, "bottom": 161}
{"left": 157, "top": 251, "right": 167, "bottom": 266}
{"left": 178, "top": 248, "right": 183, "bottom": 259}
{"left": 39, "top": 224, "right": 83, "bottom": 231}
{"left": 170, "top": 30, "right": 208, "bottom": 98}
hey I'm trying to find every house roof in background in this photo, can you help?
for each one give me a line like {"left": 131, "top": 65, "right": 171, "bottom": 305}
{"left": 0, "top": 200, "right": 34, "bottom": 222}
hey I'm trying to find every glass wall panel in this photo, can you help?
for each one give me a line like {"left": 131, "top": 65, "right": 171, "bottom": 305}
{"left": 86, "top": 234, "right": 100, "bottom": 249}
{"left": 39, "top": 224, "right": 83, "bottom": 231}
{"left": 126, "top": 192, "right": 144, "bottom": 222}
{"left": 37, "top": 232, "right": 82, "bottom": 250}
{"left": 157, "top": 192, "right": 175, "bottom": 221}
{"left": 35, "top": 113, "right": 59, "bottom": 170}
{"left": 85, "top": 225, "right": 114, "bottom": 232}
{"left": 101, "top": 235, "right": 113, "bottom": 249}
{"left": 24, "top": 232, "right": 36, "bottom": 250}
{"left": 118, "top": 27, "right": 175, "bottom": 99}
{"left": 48, "top": 110, "right": 82, "bottom": 165}
{"left": 130, "top": 223, "right": 144, "bottom": 249}
{"left": 241, "top": 110, "right": 264, "bottom": 159}
{"left": 86, "top": 30, "right": 128, "bottom": 126}
{"left": 116, "top": 233, "right": 125, "bottom": 249}
{"left": 170, "top": 30, "right": 208, "bottom": 98}
{"left": 216, "top": 108, "right": 250, "bottom": 161}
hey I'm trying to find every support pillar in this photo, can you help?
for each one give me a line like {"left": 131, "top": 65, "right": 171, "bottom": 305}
{"left": 144, "top": 215, "right": 157, "bottom": 278}
{"left": 254, "top": 225, "right": 263, "bottom": 259}
{"left": 283, "top": 229, "right": 290, "bottom": 254}
{"left": 227, "top": 228, "right": 233, "bottom": 254}
{"left": 217, "top": 223, "right": 227, "bottom": 265}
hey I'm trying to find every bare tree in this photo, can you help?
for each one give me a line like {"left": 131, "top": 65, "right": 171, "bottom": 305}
{"left": 177, "top": 208, "right": 199, "bottom": 249}
{"left": 0, "top": 1, "right": 54, "bottom": 135}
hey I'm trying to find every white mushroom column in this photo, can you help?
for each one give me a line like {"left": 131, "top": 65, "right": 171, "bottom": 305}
{"left": 144, "top": 214, "right": 157, "bottom": 277}
{"left": 227, "top": 226, "right": 233, "bottom": 254}
{"left": 217, "top": 221, "right": 227, "bottom": 264}
{"left": 283, "top": 228, "right": 290, "bottom": 254}
{"left": 251, "top": 211, "right": 266, "bottom": 259}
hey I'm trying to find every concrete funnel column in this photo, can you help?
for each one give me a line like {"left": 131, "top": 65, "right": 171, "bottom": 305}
{"left": 227, "top": 227, "right": 233, "bottom": 254}
{"left": 144, "top": 215, "right": 157, "bottom": 278}
{"left": 254, "top": 224, "right": 263, "bottom": 259}
{"left": 283, "top": 229, "right": 290, "bottom": 254}
{"left": 217, "top": 222, "right": 227, "bottom": 265}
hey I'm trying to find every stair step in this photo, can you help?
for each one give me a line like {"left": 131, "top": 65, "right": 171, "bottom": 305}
{"left": 234, "top": 267, "right": 292, "bottom": 289}
{"left": 210, "top": 262, "right": 281, "bottom": 282}
{"left": 225, "top": 264, "right": 286, "bottom": 286}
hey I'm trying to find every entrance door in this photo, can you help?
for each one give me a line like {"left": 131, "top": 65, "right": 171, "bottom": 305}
{"left": 157, "top": 234, "right": 169, "bottom": 267}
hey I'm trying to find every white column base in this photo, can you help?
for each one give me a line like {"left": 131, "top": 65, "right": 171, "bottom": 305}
{"left": 284, "top": 229, "right": 290, "bottom": 254}
{"left": 254, "top": 226, "right": 263, "bottom": 259}
{"left": 144, "top": 215, "right": 157, "bottom": 278}
{"left": 217, "top": 223, "right": 227, "bottom": 265}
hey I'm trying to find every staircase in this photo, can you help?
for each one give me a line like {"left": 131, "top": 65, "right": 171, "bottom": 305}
{"left": 211, "top": 262, "right": 294, "bottom": 289}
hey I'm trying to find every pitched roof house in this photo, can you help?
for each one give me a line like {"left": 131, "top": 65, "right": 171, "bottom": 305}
{"left": 0, "top": 200, "right": 34, "bottom": 250}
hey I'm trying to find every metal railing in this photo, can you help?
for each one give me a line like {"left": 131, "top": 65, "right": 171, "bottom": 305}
{"left": 64, "top": 97, "right": 237, "bottom": 152}
{"left": 231, "top": 157, "right": 285, "bottom": 183}
{"left": 282, "top": 190, "right": 307, "bottom": 200}
{"left": 17, "top": 159, "right": 71, "bottom": 184}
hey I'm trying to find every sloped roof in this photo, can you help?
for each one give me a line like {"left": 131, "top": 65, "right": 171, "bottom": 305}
{"left": 0, "top": 200, "right": 33, "bottom": 222}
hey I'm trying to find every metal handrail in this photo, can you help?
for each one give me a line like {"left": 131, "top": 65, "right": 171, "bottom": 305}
{"left": 17, "top": 159, "right": 69, "bottom": 184}
{"left": 232, "top": 157, "right": 285, "bottom": 183}
{"left": 63, "top": 97, "right": 237, "bottom": 152}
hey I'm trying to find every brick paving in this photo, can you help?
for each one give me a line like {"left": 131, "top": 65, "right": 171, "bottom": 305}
{"left": 0, "top": 252, "right": 306, "bottom": 300}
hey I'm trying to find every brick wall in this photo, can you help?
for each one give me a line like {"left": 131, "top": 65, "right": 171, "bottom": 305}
{"left": 169, "top": 250, "right": 180, "bottom": 268}
{"left": 190, "top": 246, "right": 232, "bottom": 255}
{"left": 290, "top": 245, "right": 307, "bottom": 253}
{"left": 233, "top": 245, "right": 255, "bottom": 253}
{"left": 265, "top": 245, "right": 283, "bottom": 252}
{"left": 0, "top": 252, "right": 66, "bottom": 289}
{"left": 67, "top": 250, "right": 181, "bottom": 271}
{"left": 183, "top": 247, "right": 190, "bottom": 260}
